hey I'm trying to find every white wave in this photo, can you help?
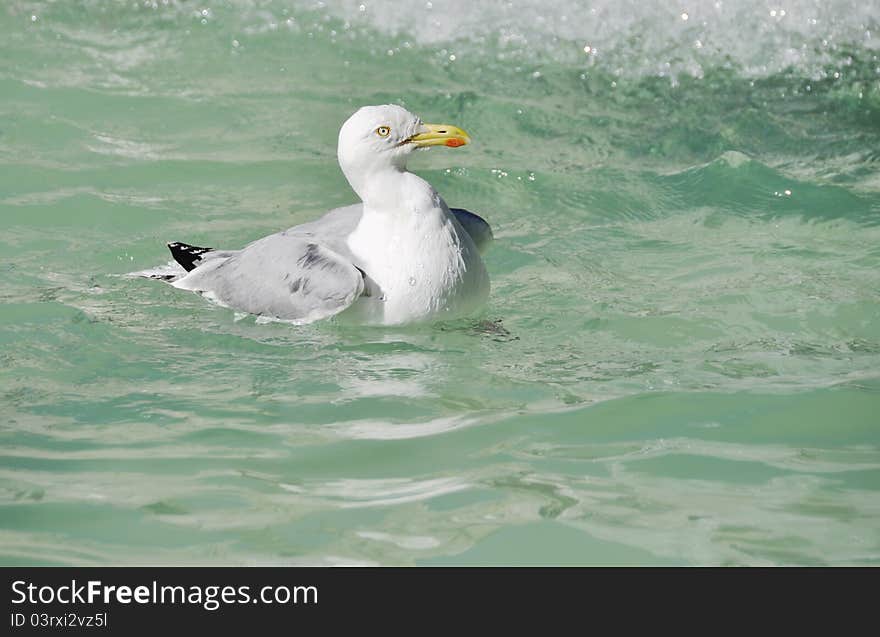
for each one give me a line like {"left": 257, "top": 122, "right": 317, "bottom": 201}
{"left": 310, "top": 0, "right": 879, "bottom": 78}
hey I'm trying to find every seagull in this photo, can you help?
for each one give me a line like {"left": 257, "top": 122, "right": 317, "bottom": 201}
{"left": 147, "top": 104, "right": 492, "bottom": 325}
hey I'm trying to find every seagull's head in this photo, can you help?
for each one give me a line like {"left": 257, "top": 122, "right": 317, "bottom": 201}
{"left": 337, "top": 104, "right": 470, "bottom": 185}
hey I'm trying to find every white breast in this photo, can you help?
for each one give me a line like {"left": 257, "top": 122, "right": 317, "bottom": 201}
{"left": 343, "top": 187, "right": 489, "bottom": 325}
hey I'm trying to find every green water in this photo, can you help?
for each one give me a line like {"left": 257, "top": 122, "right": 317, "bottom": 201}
{"left": 1, "top": 0, "right": 879, "bottom": 565}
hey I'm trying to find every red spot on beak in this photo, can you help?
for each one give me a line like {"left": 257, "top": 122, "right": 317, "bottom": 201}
{"left": 445, "top": 138, "right": 465, "bottom": 147}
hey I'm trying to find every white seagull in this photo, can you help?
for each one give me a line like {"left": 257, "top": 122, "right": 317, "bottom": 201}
{"left": 147, "top": 104, "right": 492, "bottom": 325}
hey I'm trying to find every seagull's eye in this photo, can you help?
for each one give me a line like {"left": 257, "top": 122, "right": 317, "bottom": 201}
{"left": 376, "top": 126, "right": 391, "bottom": 138}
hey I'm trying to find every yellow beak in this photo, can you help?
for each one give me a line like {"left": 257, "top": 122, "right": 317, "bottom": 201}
{"left": 408, "top": 123, "right": 471, "bottom": 148}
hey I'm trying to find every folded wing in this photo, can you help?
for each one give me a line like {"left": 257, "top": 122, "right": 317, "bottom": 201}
{"left": 172, "top": 231, "right": 365, "bottom": 324}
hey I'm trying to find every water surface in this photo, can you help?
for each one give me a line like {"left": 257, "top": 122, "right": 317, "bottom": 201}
{"left": 1, "top": 0, "right": 879, "bottom": 565}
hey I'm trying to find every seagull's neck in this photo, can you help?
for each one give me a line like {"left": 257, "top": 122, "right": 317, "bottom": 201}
{"left": 347, "top": 165, "right": 438, "bottom": 215}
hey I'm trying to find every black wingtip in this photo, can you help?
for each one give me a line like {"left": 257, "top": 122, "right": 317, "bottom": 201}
{"left": 167, "top": 241, "right": 214, "bottom": 272}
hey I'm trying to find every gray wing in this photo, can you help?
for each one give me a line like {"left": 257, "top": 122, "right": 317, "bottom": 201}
{"left": 172, "top": 229, "right": 364, "bottom": 324}
{"left": 283, "top": 204, "right": 361, "bottom": 246}
{"left": 449, "top": 208, "right": 493, "bottom": 254}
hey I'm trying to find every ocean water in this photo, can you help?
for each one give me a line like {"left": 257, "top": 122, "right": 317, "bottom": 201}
{"left": 1, "top": 0, "right": 879, "bottom": 565}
